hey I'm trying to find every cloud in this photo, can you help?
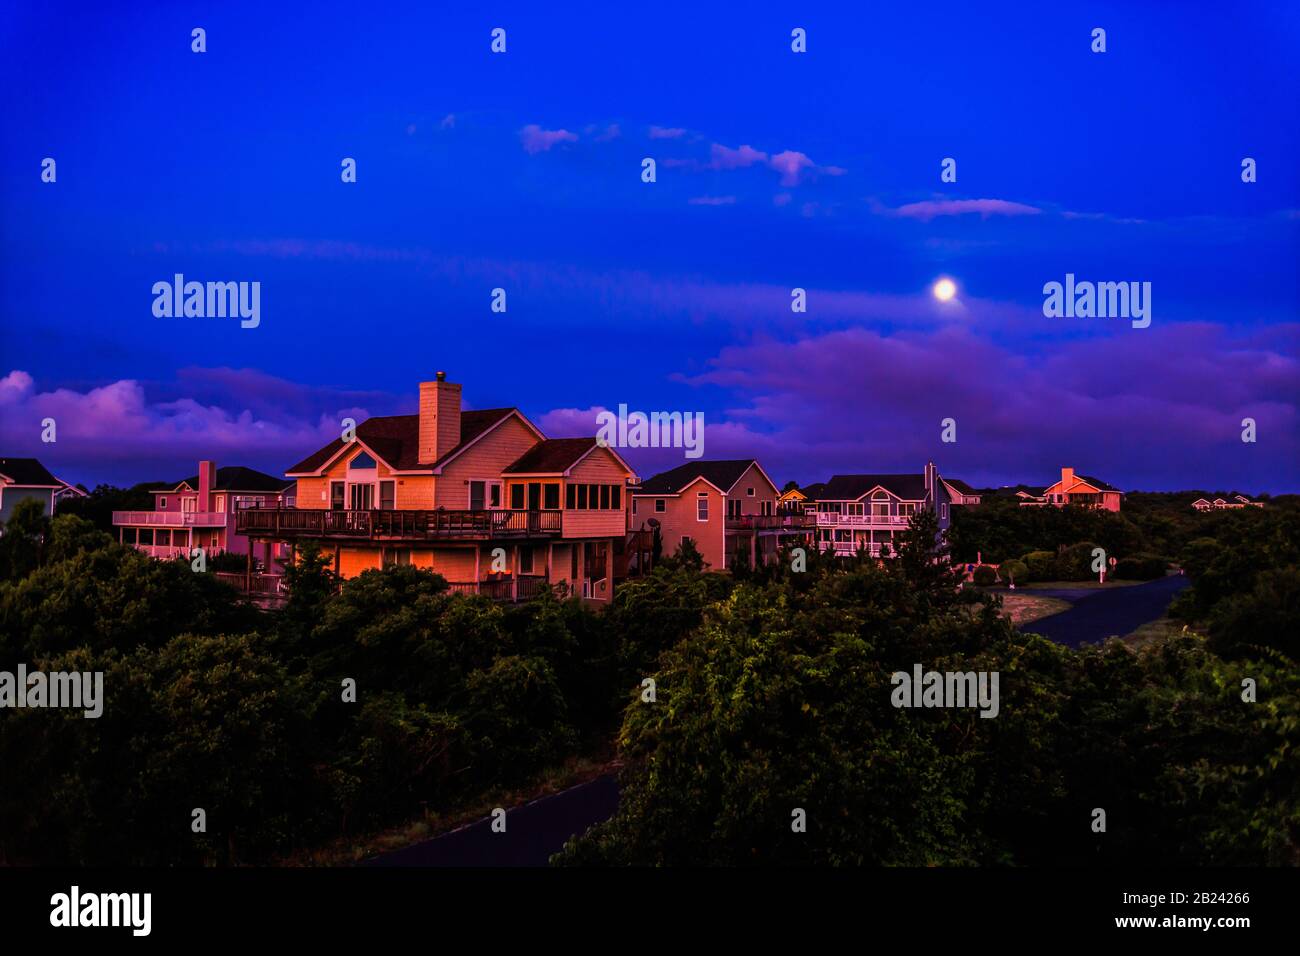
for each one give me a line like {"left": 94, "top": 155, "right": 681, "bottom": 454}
{"left": 672, "top": 322, "right": 1299, "bottom": 490}
{"left": 594, "top": 123, "right": 621, "bottom": 141}
{"left": 440, "top": 113, "right": 456, "bottom": 129}
{"left": 519, "top": 124, "right": 578, "bottom": 154}
{"left": 662, "top": 141, "right": 846, "bottom": 186}
{"left": 710, "top": 142, "right": 768, "bottom": 170}
{"left": 770, "top": 150, "right": 844, "bottom": 186}
{"left": 649, "top": 126, "right": 688, "bottom": 139}
{"left": 883, "top": 198, "right": 1043, "bottom": 222}
{"left": 688, "top": 196, "right": 737, "bottom": 206}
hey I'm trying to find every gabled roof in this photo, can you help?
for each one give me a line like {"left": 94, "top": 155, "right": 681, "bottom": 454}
{"left": 634, "top": 460, "right": 763, "bottom": 496}
{"left": 943, "top": 477, "right": 979, "bottom": 495}
{"left": 170, "top": 466, "right": 292, "bottom": 493}
{"left": 1076, "top": 474, "right": 1122, "bottom": 493}
{"left": 818, "top": 473, "right": 929, "bottom": 501}
{"left": 286, "top": 408, "right": 517, "bottom": 475}
{"left": 505, "top": 438, "right": 598, "bottom": 474}
{"left": 800, "top": 481, "right": 828, "bottom": 501}
{"left": 0, "top": 457, "right": 61, "bottom": 487}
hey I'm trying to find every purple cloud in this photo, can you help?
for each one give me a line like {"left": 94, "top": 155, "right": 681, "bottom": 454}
{"left": 649, "top": 126, "right": 688, "bottom": 139}
{"left": 884, "top": 198, "right": 1043, "bottom": 222}
{"left": 519, "top": 124, "right": 578, "bottom": 154}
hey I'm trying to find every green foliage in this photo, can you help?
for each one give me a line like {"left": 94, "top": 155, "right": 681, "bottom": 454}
{"left": 1021, "top": 550, "right": 1058, "bottom": 583}
{"left": 0, "top": 498, "right": 49, "bottom": 582}
{"left": 971, "top": 565, "right": 998, "bottom": 587}
{"left": 998, "top": 559, "right": 1027, "bottom": 586}
{"left": 1113, "top": 553, "right": 1166, "bottom": 580}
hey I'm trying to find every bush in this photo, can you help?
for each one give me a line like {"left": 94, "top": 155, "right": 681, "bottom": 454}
{"left": 1113, "top": 553, "right": 1166, "bottom": 580}
{"left": 1057, "top": 542, "right": 1102, "bottom": 581}
{"left": 998, "top": 559, "right": 1028, "bottom": 586}
{"left": 972, "top": 565, "right": 998, "bottom": 587}
{"left": 1022, "top": 551, "right": 1058, "bottom": 583}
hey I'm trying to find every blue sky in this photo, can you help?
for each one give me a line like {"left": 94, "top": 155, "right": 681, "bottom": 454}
{"left": 2, "top": 1, "right": 1297, "bottom": 491}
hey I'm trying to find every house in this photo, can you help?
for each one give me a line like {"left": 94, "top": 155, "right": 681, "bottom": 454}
{"left": 941, "top": 477, "right": 983, "bottom": 505}
{"left": 777, "top": 486, "right": 808, "bottom": 513}
{"left": 112, "top": 461, "right": 295, "bottom": 560}
{"left": 1034, "top": 467, "right": 1123, "bottom": 511}
{"left": 0, "top": 457, "right": 75, "bottom": 522}
{"left": 631, "top": 459, "right": 809, "bottom": 571}
{"left": 802, "top": 462, "right": 951, "bottom": 558}
{"left": 54, "top": 480, "right": 88, "bottom": 506}
{"left": 236, "top": 373, "right": 637, "bottom": 603}
{"left": 1192, "top": 495, "right": 1264, "bottom": 511}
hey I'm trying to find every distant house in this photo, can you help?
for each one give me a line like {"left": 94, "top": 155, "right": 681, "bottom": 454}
{"left": 1034, "top": 467, "right": 1123, "bottom": 512}
{"left": 54, "top": 480, "right": 88, "bottom": 506}
{"left": 631, "top": 459, "right": 807, "bottom": 571}
{"left": 1192, "top": 495, "right": 1263, "bottom": 511}
{"left": 777, "top": 486, "right": 808, "bottom": 513}
{"left": 112, "top": 461, "right": 294, "bottom": 560}
{"left": 0, "top": 457, "right": 73, "bottom": 522}
{"left": 801, "top": 463, "right": 951, "bottom": 558}
{"left": 941, "top": 477, "right": 983, "bottom": 505}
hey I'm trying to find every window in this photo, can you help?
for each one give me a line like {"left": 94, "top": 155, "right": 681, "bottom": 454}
{"left": 214, "top": 495, "right": 225, "bottom": 511}
{"left": 489, "top": 483, "right": 502, "bottom": 508}
{"left": 380, "top": 481, "right": 396, "bottom": 510}
{"left": 727, "top": 499, "right": 741, "bottom": 518}
{"left": 520, "top": 547, "right": 534, "bottom": 574}
{"left": 761, "top": 501, "right": 773, "bottom": 516}
{"left": 899, "top": 502, "right": 916, "bottom": 516}
{"left": 655, "top": 499, "right": 665, "bottom": 513}
{"left": 139, "top": 528, "right": 154, "bottom": 545}
{"left": 384, "top": 548, "right": 411, "bottom": 567}
{"left": 157, "top": 529, "right": 171, "bottom": 546}
{"left": 349, "top": 483, "right": 373, "bottom": 510}
{"left": 577, "top": 485, "right": 588, "bottom": 509}
{"left": 566, "top": 484, "right": 576, "bottom": 509}
{"left": 543, "top": 483, "right": 560, "bottom": 510}
{"left": 511, "top": 484, "right": 525, "bottom": 510}
{"left": 159, "top": 497, "right": 167, "bottom": 509}
{"left": 940, "top": 503, "right": 949, "bottom": 520}
{"left": 469, "top": 480, "right": 487, "bottom": 511}
{"left": 612, "top": 486, "right": 621, "bottom": 510}
{"left": 747, "top": 487, "right": 755, "bottom": 497}
{"left": 330, "top": 482, "right": 345, "bottom": 511}
{"left": 528, "top": 482, "right": 542, "bottom": 511}
{"left": 632, "top": 498, "right": 638, "bottom": 515}
{"left": 697, "top": 493, "right": 709, "bottom": 522}
{"left": 600, "top": 485, "right": 610, "bottom": 509}
{"left": 349, "top": 451, "right": 377, "bottom": 470}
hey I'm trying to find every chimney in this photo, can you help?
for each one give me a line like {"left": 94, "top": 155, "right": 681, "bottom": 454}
{"left": 418, "top": 373, "right": 462, "bottom": 465}
{"left": 924, "top": 461, "right": 936, "bottom": 500}
{"left": 1061, "top": 466, "right": 1074, "bottom": 488}
{"left": 198, "top": 460, "right": 217, "bottom": 511}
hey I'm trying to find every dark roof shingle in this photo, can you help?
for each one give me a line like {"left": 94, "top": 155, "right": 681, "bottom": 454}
{"left": 286, "top": 409, "right": 516, "bottom": 474}
{"left": 504, "top": 438, "right": 598, "bottom": 474}
{"left": 816, "top": 474, "right": 929, "bottom": 501}
{"left": 634, "top": 460, "right": 759, "bottom": 496}
{"left": 175, "top": 466, "right": 292, "bottom": 493}
{"left": 0, "top": 457, "right": 61, "bottom": 487}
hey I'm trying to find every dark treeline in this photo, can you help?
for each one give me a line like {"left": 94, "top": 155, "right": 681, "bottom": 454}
{"left": 0, "top": 499, "right": 1295, "bottom": 866}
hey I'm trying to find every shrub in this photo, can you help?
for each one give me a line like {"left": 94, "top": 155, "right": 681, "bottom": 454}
{"left": 972, "top": 565, "right": 998, "bottom": 587}
{"left": 999, "top": 559, "right": 1028, "bottom": 586}
{"left": 1022, "top": 551, "right": 1058, "bottom": 583}
{"left": 1113, "top": 553, "right": 1166, "bottom": 580}
{"left": 1057, "top": 542, "right": 1102, "bottom": 581}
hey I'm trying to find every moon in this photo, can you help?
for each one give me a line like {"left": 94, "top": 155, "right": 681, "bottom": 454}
{"left": 932, "top": 278, "right": 957, "bottom": 302}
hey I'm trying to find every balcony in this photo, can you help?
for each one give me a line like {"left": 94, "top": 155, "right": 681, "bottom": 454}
{"left": 113, "top": 510, "right": 228, "bottom": 527}
{"left": 725, "top": 514, "right": 815, "bottom": 531}
{"left": 814, "top": 512, "right": 911, "bottom": 528}
{"left": 235, "top": 507, "right": 564, "bottom": 542}
{"left": 818, "top": 542, "right": 892, "bottom": 559}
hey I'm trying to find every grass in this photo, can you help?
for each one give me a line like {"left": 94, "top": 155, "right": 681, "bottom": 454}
{"left": 995, "top": 592, "right": 1072, "bottom": 626}
{"left": 1013, "top": 578, "right": 1148, "bottom": 590}
{"left": 277, "top": 750, "right": 619, "bottom": 867}
{"left": 1122, "top": 616, "right": 1196, "bottom": 650}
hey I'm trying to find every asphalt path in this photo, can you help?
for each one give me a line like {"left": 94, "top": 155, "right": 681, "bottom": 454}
{"left": 1013, "top": 576, "right": 1191, "bottom": 648}
{"left": 366, "top": 774, "right": 619, "bottom": 867}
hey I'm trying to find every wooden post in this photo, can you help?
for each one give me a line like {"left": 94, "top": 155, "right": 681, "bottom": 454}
{"left": 511, "top": 544, "right": 519, "bottom": 602}
{"left": 245, "top": 545, "right": 252, "bottom": 593}
{"left": 474, "top": 546, "right": 481, "bottom": 594}
{"left": 546, "top": 542, "right": 553, "bottom": 586}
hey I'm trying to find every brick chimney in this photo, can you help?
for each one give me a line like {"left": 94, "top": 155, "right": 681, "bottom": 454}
{"left": 1061, "top": 466, "right": 1075, "bottom": 488}
{"left": 198, "top": 460, "right": 217, "bottom": 511}
{"left": 418, "top": 372, "right": 462, "bottom": 465}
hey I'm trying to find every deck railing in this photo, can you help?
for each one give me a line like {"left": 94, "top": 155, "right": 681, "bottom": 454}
{"left": 725, "top": 514, "right": 815, "bottom": 531}
{"left": 113, "top": 510, "right": 228, "bottom": 527}
{"left": 235, "top": 507, "right": 564, "bottom": 540}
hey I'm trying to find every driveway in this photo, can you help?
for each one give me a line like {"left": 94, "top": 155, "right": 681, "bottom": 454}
{"left": 365, "top": 774, "right": 619, "bottom": 867}
{"left": 1017, "top": 576, "right": 1191, "bottom": 648}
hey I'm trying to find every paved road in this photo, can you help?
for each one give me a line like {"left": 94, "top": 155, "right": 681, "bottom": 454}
{"left": 1016, "top": 576, "right": 1190, "bottom": 648}
{"left": 366, "top": 774, "right": 619, "bottom": 867}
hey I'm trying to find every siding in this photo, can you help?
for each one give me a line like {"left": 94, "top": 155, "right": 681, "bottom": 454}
{"left": 436, "top": 415, "right": 538, "bottom": 509}
{"left": 561, "top": 447, "right": 631, "bottom": 538}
